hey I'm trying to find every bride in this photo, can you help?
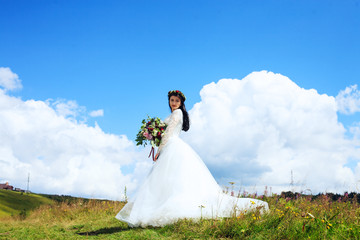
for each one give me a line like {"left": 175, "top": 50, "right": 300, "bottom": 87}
{"left": 116, "top": 90, "right": 269, "bottom": 227}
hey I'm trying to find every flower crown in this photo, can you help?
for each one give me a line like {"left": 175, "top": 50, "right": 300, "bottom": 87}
{"left": 168, "top": 90, "right": 186, "bottom": 101}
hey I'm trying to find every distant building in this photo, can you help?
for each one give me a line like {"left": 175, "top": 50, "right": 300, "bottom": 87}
{"left": 0, "top": 182, "right": 14, "bottom": 190}
{"left": 14, "top": 188, "right": 25, "bottom": 192}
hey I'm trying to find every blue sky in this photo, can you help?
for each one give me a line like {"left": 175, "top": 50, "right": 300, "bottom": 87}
{"left": 1, "top": 0, "right": 360, "bottom": 198}
{"left": 1, "top": 0, "right": 359, "bottom": 139}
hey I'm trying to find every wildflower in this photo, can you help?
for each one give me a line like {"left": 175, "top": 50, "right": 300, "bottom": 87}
{"left": 250, "top": 200, "right": 255, "bottom": 205}
{"left": 307, "top": 213, "right": 315, "bottom": 219}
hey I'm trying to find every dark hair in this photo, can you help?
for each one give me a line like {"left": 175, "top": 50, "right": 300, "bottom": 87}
{"left": 168, "top": 90, "right": 190, "bottom": 131}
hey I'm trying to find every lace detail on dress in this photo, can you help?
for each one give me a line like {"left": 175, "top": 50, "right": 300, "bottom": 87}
{"left": 157, "top": 109, "right": 182, "bottom": 154}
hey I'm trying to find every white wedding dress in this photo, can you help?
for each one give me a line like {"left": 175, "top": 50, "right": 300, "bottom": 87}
{"left": 116, "top": 109, "right": 269, "bottom": 227}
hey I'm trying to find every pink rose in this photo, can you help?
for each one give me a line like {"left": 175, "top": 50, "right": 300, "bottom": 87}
{"left": 143, "top": 131, "right": 153, "bottom": 140}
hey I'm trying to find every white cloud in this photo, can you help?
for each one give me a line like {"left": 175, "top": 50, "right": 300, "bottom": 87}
{"left": 336, "top": 84, "right": 360, "bottom": 115}
{"left": 89, "top": 109, "right": 104, "bottom": 117}
{"left": 2, "top": 68, "right": 360, "bottom": 200}
{"left": 45, "top": 99, "right": 87, "bottom": 122}
{"left": 0, "top": 67, "right": 22, "bottom": 91}
{"left": 183, "top": 71, "right": 360, "bottom": 194}
{"left": 0, "top": 89, "right": 150, "bottom": 200}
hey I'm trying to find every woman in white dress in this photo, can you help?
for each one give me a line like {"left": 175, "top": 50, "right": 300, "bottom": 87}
{"left": 116, "top": 90, "right": 269, "bottom": 227}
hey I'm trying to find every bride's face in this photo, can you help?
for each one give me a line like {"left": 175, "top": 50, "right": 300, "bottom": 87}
{"left": 169, "top": 96, "right": 181, "bottom": 111}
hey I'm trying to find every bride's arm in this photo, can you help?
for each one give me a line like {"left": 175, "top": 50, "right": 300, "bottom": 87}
{"left": 155, "top": 109, "right": 182, "bottom": 160}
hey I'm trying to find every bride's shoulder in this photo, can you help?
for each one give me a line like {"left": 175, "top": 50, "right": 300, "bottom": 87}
{"left": 173, "top": 109, "right": 182, "bottom": 114}
{"left": 171, "top": 109, "right": 182, "bottom": 118}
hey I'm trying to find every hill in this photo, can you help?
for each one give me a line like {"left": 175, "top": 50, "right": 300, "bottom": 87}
{"left": 0, "top": 190, "right": 54, "bottom": 218}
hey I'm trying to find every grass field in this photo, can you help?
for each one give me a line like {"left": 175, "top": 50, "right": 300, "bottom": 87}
{"left": 0, "top": 191, "right": 360, "bottom": 239}
{"left": 0, "top": 190, "right": 54, "bottom": 218}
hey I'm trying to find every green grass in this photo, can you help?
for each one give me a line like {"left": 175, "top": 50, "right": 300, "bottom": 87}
{"left": 0, "top": 190, "right": 53, "bottom": 218}
{"left": 0, "top": 192, "right": 360, "bottom": 239}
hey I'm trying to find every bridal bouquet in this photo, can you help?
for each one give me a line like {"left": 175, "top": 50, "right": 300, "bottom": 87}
{"left": 135, "top": 116, "right": 167, "bottom": 148}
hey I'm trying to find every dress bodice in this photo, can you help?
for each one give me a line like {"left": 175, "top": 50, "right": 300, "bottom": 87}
{"left": 157, "top": 109, "right": 182, "bottom": 153}
{"left": 164, "top": 109, "right": 182, "bottom": 137}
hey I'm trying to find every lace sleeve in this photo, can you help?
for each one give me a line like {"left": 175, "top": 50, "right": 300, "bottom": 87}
{"left": 157, "top": 109, "right": 182, "bottom": 154}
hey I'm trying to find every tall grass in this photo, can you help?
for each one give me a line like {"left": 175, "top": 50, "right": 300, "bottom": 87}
{"left": 0, "top": 192, "right": 359, "bottom": 239}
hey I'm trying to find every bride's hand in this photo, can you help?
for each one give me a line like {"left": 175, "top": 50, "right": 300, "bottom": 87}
{"left": 154, "top": 153, "right": 159, "bottom": 161}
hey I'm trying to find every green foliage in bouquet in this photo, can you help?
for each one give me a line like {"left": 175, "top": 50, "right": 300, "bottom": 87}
{"left": 135, "top": 116, "right": 167, "bottom": 148}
